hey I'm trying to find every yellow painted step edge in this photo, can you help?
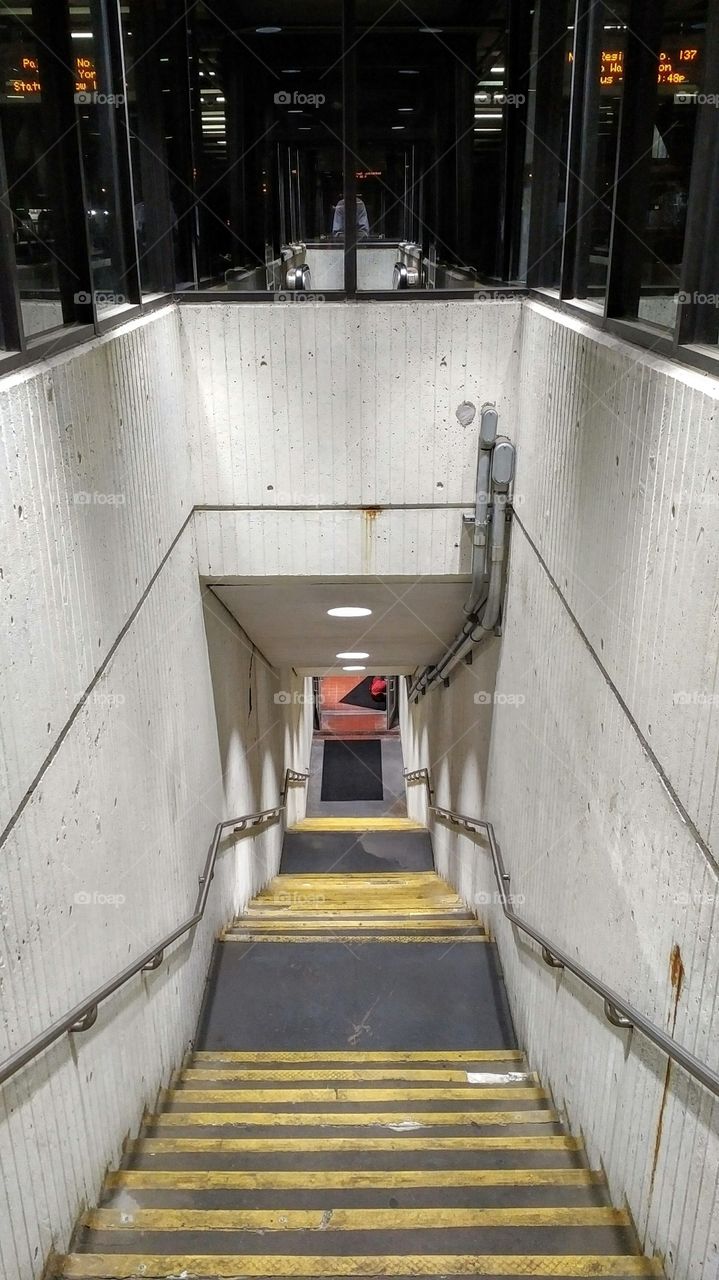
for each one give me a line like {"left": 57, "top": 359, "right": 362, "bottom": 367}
{"left": 221, "top": 936, "right": 486, "bottom": 947}
{"left": 166, "top": 1087, "right": 546, "bottom": 1102}
{"left": 129, "top": 1135, "right": 581, "bottom": 1152}
{"left": 190, "top": 1050, "right": 525, "bottom": 1062}
{"left": 180, "top": 1069, "right": 534, "bottom": 1082}
{"left": 56, "top": 1252, "right": 662, "bottom": 1277}
{"left": 107, "top": 1168, "right": 602, "bottom": 1190}
{"left": 290, "top": 818, "right": 426, "bottom": 831}
{"left": 149, "top": 1108, "right": 558, "bottom": 1127}
{"left": 85, "top": 1206, "right": 628, "bottom": 1231}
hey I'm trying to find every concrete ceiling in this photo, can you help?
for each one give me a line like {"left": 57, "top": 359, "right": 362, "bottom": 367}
{"left": 209, "top": 577, "right": 470, "bottom": 675}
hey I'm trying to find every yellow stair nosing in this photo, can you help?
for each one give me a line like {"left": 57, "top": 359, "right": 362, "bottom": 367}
{"left": 149, "top": 1108, "right": 559, "bottom": 1127}
{"left": 129, "top": 1135, "right": 582, "bottom": 1152}
{"left": 222, "top": 933, "right": 489, "bottom": 944}
{"left": 190, "top": 1050, "right": 526, "bottom": 1062}
{"left": 167, "top": 1087, "right": 547, "bottom": 1103}
{"left": 180, "top": 1068, "right": 535, "bottom": 1083}
{"left": 56, "top": 1252, "right": 663, "bottom": 1277}
{"left": 85, "top": 1205, "right": 629, "bottom": 1231}
{"left": 106, "top": 1167, "right": 603, "bottom": 1190}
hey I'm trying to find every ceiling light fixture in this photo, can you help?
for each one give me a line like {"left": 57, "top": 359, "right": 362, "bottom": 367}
{"left": 327, "top": 606, "right": 372, "bottom": 618}
{"left": 343, "top": 665, "right": 366, "bottom": 672}
{"left": 256, "top": 26, "right": 282, "bottom": 33}
{"left": 337, "top": 651, "right": 370, "bottom": 660}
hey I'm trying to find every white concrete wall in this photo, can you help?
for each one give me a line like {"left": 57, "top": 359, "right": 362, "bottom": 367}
{"left": 0, "top": 310, "right": 310, "bottom": 1280}
{"left": 403, "top": 300, "right": 719, "bottom": 1280}
{"left": 181, "top": 299, "right": 523, "bottom": 508}
{"left": 195, "top": 508, "right": 472, "bottom": 579}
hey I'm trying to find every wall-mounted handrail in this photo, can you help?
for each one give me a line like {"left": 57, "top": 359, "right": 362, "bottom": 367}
{"left": 404, "top": 767, "right": 719, "bottom": 1100}
{"left": 0, "top": 767, "right": 309, "bottom": 1088}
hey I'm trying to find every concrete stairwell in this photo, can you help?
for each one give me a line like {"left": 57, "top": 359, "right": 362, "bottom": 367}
{"left": 54, "top": 826, "right": 662, "bottom": 1279}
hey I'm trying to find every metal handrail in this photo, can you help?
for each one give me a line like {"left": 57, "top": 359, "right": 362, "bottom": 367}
{"left": 404, "top": 767, "right": 719, "bottom": 1099}
{"left": 0, "top": 767, "right": 309, "bottom": 1088}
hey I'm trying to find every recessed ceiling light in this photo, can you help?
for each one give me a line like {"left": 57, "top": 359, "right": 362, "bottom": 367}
{"left": 420, "top": 27, "right": 443, "bottom": 33}
{"left": 256, "top": 26, "right": 282, "bottom": 33}
{"left": 282, "top": 68, "right": 302, "bottom": 74}
{"left": 392, "top": 125, "right": 405, "bottom": 130}
{"left": 327, "top": 606, "right": 372, "bottom": 618}
{"left": 337, "top": 651, "right": 370, "bottom": 660}
{"left": 343, "top": 665, "right": 366, "bottom": 672}
{"left": 399, "top": 69, "right": 419, "bottom": 75}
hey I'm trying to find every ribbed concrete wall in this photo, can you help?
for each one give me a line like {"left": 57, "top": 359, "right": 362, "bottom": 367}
{"left": 195, "top": 508, "right": 472, "bottom": 579}
{"left": 0, "top": 310, "right": 308, "bottom": 1280}
{"left": 403, "top": 301, "right": 719, "bottom": 1280}
{"left": 181, "top": 299, "right": 523, "bottom": 507}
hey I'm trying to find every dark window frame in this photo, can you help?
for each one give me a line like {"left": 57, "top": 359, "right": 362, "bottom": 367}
{"left": 0, "top": 0, "right": 718, "bottom": 381}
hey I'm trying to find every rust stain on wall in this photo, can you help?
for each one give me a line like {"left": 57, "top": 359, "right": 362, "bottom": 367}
{"left": 648, "top": 943, "right": 685, "bottom": 1201}
{"left": 361, "top": 507, "right": 382, "bottom": 574}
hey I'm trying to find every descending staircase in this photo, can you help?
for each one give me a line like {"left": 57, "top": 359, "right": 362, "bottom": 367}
{"left": 55, "top": 829, "right": 661, "bottom": 1279}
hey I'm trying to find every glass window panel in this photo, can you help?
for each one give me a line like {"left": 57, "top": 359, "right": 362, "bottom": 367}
{"left": 519, "top": 0, "right": 574, "bottom": 288}
{"left": 184, "top": 1, "right": 343, "bottom": 294}
{"left": 120, "top": 0, "right": 193, "bottom": 294}
{"left": 571, "top": 0, "right": 628, "bottom": 312}
{"left": 0, "top": 4, "right": 75, "bottom": 336}
{"left": 71, "top": 0, "right": 137, "bottom": 316}
{"left": 354, "top": 1, "right": 512, "bottom": 292}
{"left": 635, "top": 1, "right": 708, "bottom": 330}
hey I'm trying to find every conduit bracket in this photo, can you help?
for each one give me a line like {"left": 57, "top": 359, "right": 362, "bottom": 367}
{"left": 604, "top": 999, "right": 633, "bottom": 1030}
{"left": 70, "top": 1006, "right": 98, "bottom": 1034}
{"left": 542, "top": 946, "right": 564, "bottom": 970}
{"left": 142, "top": 951, "right": 164, "bottom": 972}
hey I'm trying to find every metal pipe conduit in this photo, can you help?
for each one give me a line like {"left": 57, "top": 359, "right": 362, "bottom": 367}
{"left": 404, "top": 767, "right": 719, "bottom": 1100}
{"left": 0, "top": 768, "right": 309, "bottom": 1088}
{"left": 408, "top": 405, "right": 515, "bottom": 701}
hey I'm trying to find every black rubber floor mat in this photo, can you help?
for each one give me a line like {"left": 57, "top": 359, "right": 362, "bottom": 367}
{"left": 321, "top": 739, "right": 383, "bottom": 801}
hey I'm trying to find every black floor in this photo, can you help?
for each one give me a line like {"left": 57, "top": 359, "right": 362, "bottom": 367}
{"left": 196, "top": 936, "right": 515, "bottom": 1052}
{"left": 280, "top": 831, "right": 434, "bottom": 874}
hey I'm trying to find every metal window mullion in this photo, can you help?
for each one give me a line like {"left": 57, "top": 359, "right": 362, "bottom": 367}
{"left": 605, "top": 0, "right": 666, "bottom": 319}
{"left": 95, "top": 0, "right": 141, "bottom": 306}
{"left": 559, "top": 0, "right": 590, "bottom": 297}
{"left": 0, "top": 118, "right": 26, "bottom": 351}
{"left": 526, "top": 0, "right": 572, "bottom": 288}
{"left": 32, "top": 0, "right": 94, "bottom": 326}
{"left": 342, "top": 0, "right": 357, "bottom": 296}
{"left": 571, "top": 0, "right": 605, "bottom": 299}
{"left": 498, "top": 0, "right": 533, "bottom": 282}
